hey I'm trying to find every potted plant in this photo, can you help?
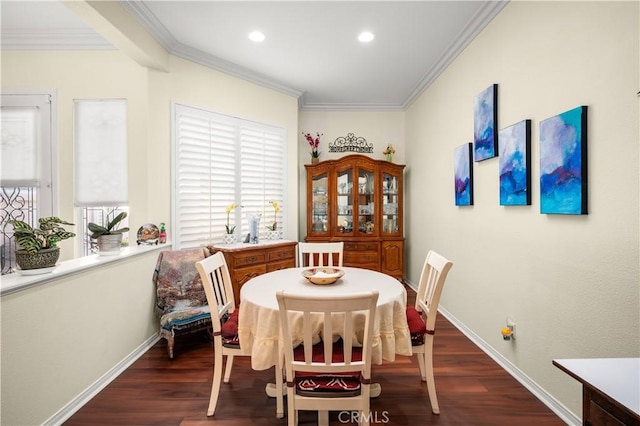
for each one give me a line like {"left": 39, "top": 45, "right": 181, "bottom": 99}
{"left": 9, "top": 216, "right": 76, "bottom": 270}
{"left": 266, "top": 200, "right": 281, "bottom": 240}
{"left": 88, "top": 211, "right": 129, "bottom": 254}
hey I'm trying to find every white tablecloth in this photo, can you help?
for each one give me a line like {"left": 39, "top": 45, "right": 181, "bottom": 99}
{"left": 239, "top": 267, "right": 412, "bottom": 370}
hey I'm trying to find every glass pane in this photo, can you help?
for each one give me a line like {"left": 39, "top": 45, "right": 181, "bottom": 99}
{"left": 75, "top": 99, "right": 128, "bottom": 206}
{"left": 336, "top": 169, "right": 353, "bottom": 234}
{"left": 311, "top": 173, "right": 328, "bottom": 233}
{"left": 1, "top": 186, "right": 37, "bottom": 274}
{"left": 358, "top": 169, "right": 375, "bottom": 234}
{"left": 0, "top": 108, "right": 38, "bottom": 184}
{"left": 382, "top": 173, "right": 398, "bottom": 233}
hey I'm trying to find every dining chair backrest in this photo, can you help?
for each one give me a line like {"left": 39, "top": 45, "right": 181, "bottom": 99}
{"left": 196, "top": 251, "right": 236, "bottom": 336}
{"left": 408, "top": 249, "right": 453, "bottom": 415}
{"left": 297, "top": 241, "right": 344, "bottom": 267}
{"left": 414, "top": 250, "right": 453, "bottom": 334}
{"left": 276, "top": 289, "right": 378, "bottom": 426}
{"left": 196, "top": 251, "right": 285, "bottom": 418}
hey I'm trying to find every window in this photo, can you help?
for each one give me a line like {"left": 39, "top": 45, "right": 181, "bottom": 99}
{"left": 74, "top": 99, "right": 129, "bottom": 256}
{"left": 172, "top": 103, "right": 286, "bottom": 249}
{"left": 0, "top": 92, "right": 56, "bottom": 274}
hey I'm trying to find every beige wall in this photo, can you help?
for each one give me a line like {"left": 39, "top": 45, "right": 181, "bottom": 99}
{"left": 0, "top": 250, "right": 161, "bottom": 426}
{"left": 2, "top": 1, "right": 639, "bottom": 423}
{"left": 1, "top": 49, "right": 299, "bottom": 424}
{"left": 1, "top": 51, "right": 150, "bottom": 261}
{"left": 405, "top": 1, "right": 639, "bottom": 417}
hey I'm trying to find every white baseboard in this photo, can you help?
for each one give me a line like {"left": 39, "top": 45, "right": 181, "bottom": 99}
{"left": 405, "top": 282, "right": 580, "bottom": 426}
{"left": 43, "top": 334, "right": 161, "bottom": 426}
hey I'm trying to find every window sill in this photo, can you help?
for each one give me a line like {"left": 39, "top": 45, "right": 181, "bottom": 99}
{"left": 0, "top": 243, "right": 171, "bottom": 296}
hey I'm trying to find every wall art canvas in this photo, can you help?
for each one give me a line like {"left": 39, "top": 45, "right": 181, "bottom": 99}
{"left": 474, "top": 84, "right": 498, "bottom": 161}
{"left": 499, "top": 120, "right": 531, "bottom": 206}
{"left": 454, "top": 143, "right": 473, "bottom": 206}
{"left": 539, "top": 106, "right": 588, "bottom": 214}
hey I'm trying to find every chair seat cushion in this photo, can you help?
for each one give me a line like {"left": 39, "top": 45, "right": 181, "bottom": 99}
{"left": 160, "top": 305, "right": 211, "bottom": 332}
{"left": 220, "top": 308, "right": 240, "bottom": 348}
{"left": 406, "top": 306, "right": 426, "bottom": 346}
{"left": 295, "top": 374, "right": 362, "bottom": 397}
{"left": 292, "top": 340, "right": 363, "bottom": 397}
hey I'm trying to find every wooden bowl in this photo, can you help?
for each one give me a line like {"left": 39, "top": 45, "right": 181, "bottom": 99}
{"left": 301, "top": 267, "right": 345, "bottom": 285}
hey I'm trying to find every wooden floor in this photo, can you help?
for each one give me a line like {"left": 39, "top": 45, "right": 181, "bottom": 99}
{"left": 64, "top": 286, "right": 565, "bottom": 425}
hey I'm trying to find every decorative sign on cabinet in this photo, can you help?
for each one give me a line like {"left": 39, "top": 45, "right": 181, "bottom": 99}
{"left": 305, "top": 154, "right": 405, "bottom": 281}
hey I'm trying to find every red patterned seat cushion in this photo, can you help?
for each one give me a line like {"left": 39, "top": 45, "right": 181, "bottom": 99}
{"left": 292, "top": 340, "right": 363, "bottom": 396}
{"left": 220, "top": 308, "right": 240, "bottom": 348}
{"left": 406, "top": 306, "right": 427, "bottom": 346}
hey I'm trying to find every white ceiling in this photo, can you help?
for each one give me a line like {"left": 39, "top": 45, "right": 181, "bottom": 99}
{"left": 1, "top": 1, "right": 507, "bottom": 110}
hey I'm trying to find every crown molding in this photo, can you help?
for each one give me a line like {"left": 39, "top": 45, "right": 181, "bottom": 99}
{"left": 122, "top": 1, "right": 303, "bottom": 100}
{"left": 402, "top": 0, "right": 509, "bottom": 109}
{"left": 3, "top": 1, "right": 508, "bottom": 111}
{"left": 0, "top": 29, "right": 114, "bottom": 50}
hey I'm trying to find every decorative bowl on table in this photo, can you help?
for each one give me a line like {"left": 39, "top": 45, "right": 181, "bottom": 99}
{"left": 301, "top": 267, "right": 345, "bottom": 285}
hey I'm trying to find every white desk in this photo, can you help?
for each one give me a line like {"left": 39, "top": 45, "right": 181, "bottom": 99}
{"left": 238, "top": 266, "right": 412, "bottom": 371}
{"left": 553, "top": 358, "right": 640, "bottom": 425}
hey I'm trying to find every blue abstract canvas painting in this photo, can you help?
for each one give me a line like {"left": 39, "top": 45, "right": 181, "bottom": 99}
{"left": 539, "top": 106, "right": 588, "bottom": 214}
{"left": 454, "top": 143, "right": 473, "bottom": 206}
{"left": 499, "top": 120, "right": 531, "bottom": 206}
{"left": 474, "top": 84, "right": 498, "bottom": 161}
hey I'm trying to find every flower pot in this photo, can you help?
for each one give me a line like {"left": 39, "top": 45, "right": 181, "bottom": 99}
{"left": 266, "top": 230, "right": 279, "bottom": 240}
{"left": 311, "top": 157, "right": 319, "bottom": 164}
{"left": 15, "top": 247, "right": 60, "bottom": 270}
{"left": 222, "top": 233, "right": 237, "bottom": 244}
{"left": 97, "top": 234, "right": 123, "bottom": 254}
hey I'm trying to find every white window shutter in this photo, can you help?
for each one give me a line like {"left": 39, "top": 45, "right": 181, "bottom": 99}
{"left": 173, "top": 103, "right": 286, "bottom": 249}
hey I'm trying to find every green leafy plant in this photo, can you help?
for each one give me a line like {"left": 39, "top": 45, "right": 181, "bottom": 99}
{"left": 88, "top": 211, "right": 130, "bottom": 239}
{"left": 9, "top": 217, "right": 76, "bottom": 254}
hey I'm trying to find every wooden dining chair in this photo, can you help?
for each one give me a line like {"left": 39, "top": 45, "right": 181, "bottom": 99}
{"left": 196, "top": 252, "right": 284, "bottom": 418}
{"left": 405, "top": 250, "right": 453, "bottom": 414}
{"left": 276, "top": 289, "right": 378, "bottom": 426}
{"left": 297, "top": 241, "right": 344, "bottom": 267}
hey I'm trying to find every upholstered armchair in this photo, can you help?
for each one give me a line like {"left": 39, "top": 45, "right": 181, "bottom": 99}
{"left": 153, "top": 247, "right": 212, "bottom": 358}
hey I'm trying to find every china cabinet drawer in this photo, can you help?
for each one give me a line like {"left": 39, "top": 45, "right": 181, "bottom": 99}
{"left": 344, "top": 242, "right": 379, "bottom": 252}
{"left": 344, "top": 250, "right": 379, "bottom": 265}
{"left": 344, "top": 260, "right": 379, "bottom": 271}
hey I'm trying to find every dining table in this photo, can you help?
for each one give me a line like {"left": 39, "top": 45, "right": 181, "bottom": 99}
{"left": 238, "top": 266, "right": 413, "bottom": 397}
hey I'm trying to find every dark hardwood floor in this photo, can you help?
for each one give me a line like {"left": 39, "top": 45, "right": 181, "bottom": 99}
{"left": 64, "top": 286, "right": 565, "bottom": 425}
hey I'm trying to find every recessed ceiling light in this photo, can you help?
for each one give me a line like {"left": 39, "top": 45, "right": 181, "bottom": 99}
{"left": 248, "top": 31, "right": 265, "bottom": 43}
{"left": 358, "top": 31, "right": 375, "bottom": 43}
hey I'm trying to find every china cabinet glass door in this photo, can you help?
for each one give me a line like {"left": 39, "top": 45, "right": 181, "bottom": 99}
{"left": 311, "top": 172, "right": 329, "bottom": 234}
{"left": 335, "top": 168, "right": 353, "bottom": 235}
{"left": 356, "top": 167, "right": 376, "bottom": 235}
{"left": 382, "top": 172, "right": 399, "bottom": 234}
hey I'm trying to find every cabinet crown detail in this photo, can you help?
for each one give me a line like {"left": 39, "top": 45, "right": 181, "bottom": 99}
{"left": 305, "top": 154, "right": 405, "bottom": 281}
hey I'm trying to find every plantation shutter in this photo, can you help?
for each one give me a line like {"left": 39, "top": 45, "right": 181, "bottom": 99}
{"left": 173, "top": 103, "right": 286, "bottom": 249}
{"left": 239, "top": 123, "right": 286, "bottom": 236}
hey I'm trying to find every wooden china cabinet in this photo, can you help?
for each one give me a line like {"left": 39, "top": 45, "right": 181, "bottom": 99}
{"left": 305, "top": 154, "right": 405, "bottom": 281}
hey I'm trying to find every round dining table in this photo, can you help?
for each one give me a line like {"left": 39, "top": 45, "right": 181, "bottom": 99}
{"left": 238, "top": 266, "right": 412, "bottom": 372}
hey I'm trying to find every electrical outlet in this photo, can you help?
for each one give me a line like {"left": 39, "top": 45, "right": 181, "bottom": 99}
{"left": 506, "top": 317, "right": 516, "bottom": 339}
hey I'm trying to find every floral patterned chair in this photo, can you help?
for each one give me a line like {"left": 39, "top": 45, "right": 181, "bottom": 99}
{"left": 153, "top": 247, "right": 212, "bottom": 358}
